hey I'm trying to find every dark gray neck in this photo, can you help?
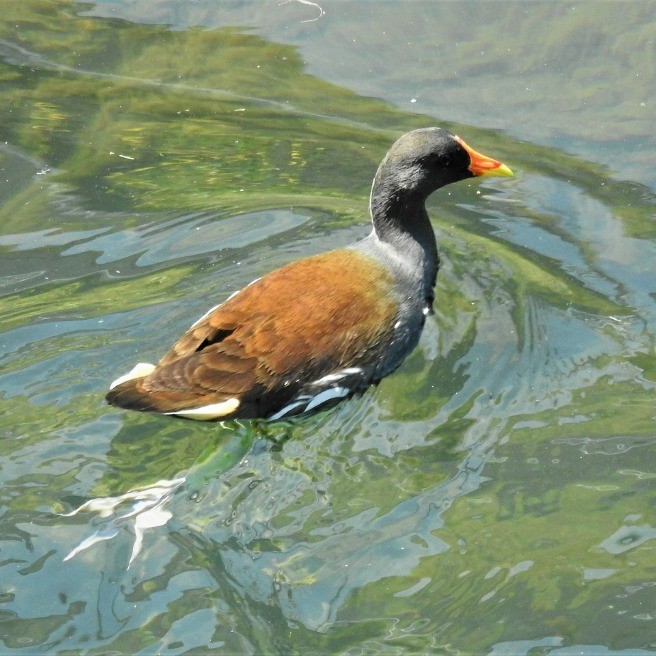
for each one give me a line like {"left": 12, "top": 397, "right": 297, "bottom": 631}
{"left": 368, "top": 177, "right": 439, "bottom": 297}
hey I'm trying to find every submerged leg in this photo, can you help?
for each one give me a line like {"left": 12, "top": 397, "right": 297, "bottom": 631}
{"left": 62, "top": 421, "right": 266, "bottom": 565}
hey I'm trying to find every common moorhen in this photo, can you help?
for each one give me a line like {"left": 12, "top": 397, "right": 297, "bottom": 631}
{"left": 106, "top": 127, "right": 512, "bottom": 420}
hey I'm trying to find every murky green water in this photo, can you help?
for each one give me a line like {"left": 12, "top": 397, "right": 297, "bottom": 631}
{"left": 1, "top": 1, "right": 655, "bottom": 654}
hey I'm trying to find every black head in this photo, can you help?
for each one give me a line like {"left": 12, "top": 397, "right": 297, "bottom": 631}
{"left": 373, "top": 127, "right": 512, "bottom": 201}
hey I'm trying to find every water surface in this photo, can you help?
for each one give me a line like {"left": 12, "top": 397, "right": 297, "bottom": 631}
{"left": 1, "top": 2, "right": 655, "bottom": 654}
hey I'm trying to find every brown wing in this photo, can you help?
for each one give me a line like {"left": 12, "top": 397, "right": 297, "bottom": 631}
{"left": 106, "top": 249, "right": 398, "bottom": 418}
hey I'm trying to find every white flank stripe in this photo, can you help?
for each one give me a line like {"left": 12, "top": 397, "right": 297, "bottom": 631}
{"left": 305, "top": 386, "right": 350, "bottom": 412}
{"left": 267, "top": 399, "right": 308, "bottom": 421}
{"left": 167, "top": 397, "right": 240, "bottom": 420}
{"left": 314, "top": 367, "right": 363, "bottom": 385}
{"left": 314, "top": 373, "right": 346, "bottom": 385}
{"left": 109, "top": 362, "right": 156, "bottom": 390}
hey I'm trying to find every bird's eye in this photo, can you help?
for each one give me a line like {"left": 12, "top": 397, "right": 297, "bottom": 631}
{"left": 431, "top": 156, "right": 449, "bottom": 168}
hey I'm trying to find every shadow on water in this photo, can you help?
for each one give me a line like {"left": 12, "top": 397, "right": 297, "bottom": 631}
{"left": 1, "top": 1, "right": 656, "bottom": 654}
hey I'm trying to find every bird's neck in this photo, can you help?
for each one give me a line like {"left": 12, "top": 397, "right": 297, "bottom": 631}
{"left": 369, "top": 179, "right": 439, "bottom": 293}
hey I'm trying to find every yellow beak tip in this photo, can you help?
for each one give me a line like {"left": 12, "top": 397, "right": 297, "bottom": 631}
{"left": 479, "top": 162, "right": 514, "bottom": 178}
{"left": 496, "top": 163, "right": 514, "bottom": 177}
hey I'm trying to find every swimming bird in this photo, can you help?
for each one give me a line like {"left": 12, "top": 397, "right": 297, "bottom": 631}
{"left": 106, "top": 127, "right": 512, "bottom": 421}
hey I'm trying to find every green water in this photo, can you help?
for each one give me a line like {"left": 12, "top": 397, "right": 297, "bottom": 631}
{"left": 1, "top": 1, "right": 655, "bottom": 654}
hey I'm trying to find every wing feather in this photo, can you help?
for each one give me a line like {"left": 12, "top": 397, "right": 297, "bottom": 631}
{"left": 106, "top": 249, "right": 399, "bottom": 419}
